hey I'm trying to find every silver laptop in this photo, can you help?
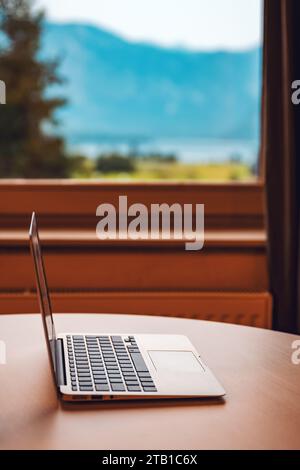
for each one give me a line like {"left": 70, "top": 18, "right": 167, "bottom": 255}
{"left": 29, "top": 212, "right": 225, "bottom": 401}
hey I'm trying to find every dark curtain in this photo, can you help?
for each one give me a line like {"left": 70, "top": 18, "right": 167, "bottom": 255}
{"left": 263, "top": 0, "right": 300, "bottom": 333}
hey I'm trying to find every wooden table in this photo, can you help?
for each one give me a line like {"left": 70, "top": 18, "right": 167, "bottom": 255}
{"left": 0, "top": 313, "right": 300, "bottom": 450}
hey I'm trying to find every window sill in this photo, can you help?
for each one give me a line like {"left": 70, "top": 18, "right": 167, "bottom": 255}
{"left": 0, "top": 228, "right": 266, "bottom": 249}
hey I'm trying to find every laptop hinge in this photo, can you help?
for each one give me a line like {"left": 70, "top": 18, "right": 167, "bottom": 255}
{"left": 55, "top": 339, "right": 67, "bottom": 386}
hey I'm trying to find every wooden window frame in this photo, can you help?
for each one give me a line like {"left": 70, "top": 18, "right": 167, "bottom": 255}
{"left": 0, "top": 180, "right": 269, "bottom": 326}
{"left": 0, "top": 1, "right": 267, "bottom": 320}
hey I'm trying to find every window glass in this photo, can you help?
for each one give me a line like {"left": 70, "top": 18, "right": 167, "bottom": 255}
{"left": 0, "top": 0, "right": 263, "bottom": 181}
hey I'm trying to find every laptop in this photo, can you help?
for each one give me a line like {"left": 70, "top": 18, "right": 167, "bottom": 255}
{"left": 29, "top": 212, "right": 225, "bottom": 401}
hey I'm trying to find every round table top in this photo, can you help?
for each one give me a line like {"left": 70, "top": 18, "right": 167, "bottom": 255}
{"left": 0, "top": 313, "right": 300, "bottom": 450}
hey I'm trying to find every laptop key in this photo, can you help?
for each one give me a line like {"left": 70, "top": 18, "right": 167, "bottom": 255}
{"left": 96, "top": 384, "right": 110, "bottom": 392}
{"left": 127, "top": 385, "right": 141, "bottom": 392}
{"left": 129, "top": 352, "right": 149, "bottom": 372}
{"left": 111, "top": 336, "right": 122, "bottom": 342}
{"left": 125, "top": 382, "right": 140, "bottom": 387}
{"left": 141, "top": 383, "right": 155, "bottom": 388}
{"left": 143, "top": 386, "right": 157, "bottom": 392}
{"left": 111, "top": 383, "right": 126, "bottom": 392}
{"left": 137, "top": 372, "right": 151, "bottom": 378}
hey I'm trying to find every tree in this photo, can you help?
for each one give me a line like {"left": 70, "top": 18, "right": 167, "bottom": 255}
{"left": 96, "top": 153, "right": 136, "bottom": 174}
{"left": 0, "top": 0, "right": 69, "bottom": 177}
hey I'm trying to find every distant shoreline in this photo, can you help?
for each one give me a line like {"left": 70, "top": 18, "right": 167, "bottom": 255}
{"left": 67, "top": 136, "right": 259, "bottom": 165}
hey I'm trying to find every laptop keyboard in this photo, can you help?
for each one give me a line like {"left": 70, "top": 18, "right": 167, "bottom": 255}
{"left": 66, "top": 335, "right": 157, "bottom": 394}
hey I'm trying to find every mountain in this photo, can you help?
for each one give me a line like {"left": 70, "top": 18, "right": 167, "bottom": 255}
{"left": 40, "top": 22, "right": 262, "bottom": 143}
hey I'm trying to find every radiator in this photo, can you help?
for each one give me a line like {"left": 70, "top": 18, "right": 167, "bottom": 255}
{"left": 0, "top": 291, "right": 272, "bottom": 329}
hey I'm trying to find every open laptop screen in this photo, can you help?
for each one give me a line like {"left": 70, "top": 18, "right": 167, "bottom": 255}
{"left": 29, "top": 212, "right": 57, "bottom": 375}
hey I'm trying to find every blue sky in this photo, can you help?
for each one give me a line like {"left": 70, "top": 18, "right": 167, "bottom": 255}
{"left": 36, "top": 0, "right": 263, "bottom": 51}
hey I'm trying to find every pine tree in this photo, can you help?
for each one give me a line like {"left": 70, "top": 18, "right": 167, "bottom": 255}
{"left": 0, "top": 0, "right": 70, "bottom": 177}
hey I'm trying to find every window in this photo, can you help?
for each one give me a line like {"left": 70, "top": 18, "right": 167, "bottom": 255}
{"left": 0, "top": 0, "right": 263, "bottom": 181}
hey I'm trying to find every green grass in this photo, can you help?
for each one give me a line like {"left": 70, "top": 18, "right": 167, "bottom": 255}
{"left": 71, "top": 160, "right": 255, "bottom": 182}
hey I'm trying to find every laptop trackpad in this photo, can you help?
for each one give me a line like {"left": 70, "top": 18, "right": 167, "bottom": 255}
{"left": 149, "top": 350, "right": 204, "bottom": 373}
